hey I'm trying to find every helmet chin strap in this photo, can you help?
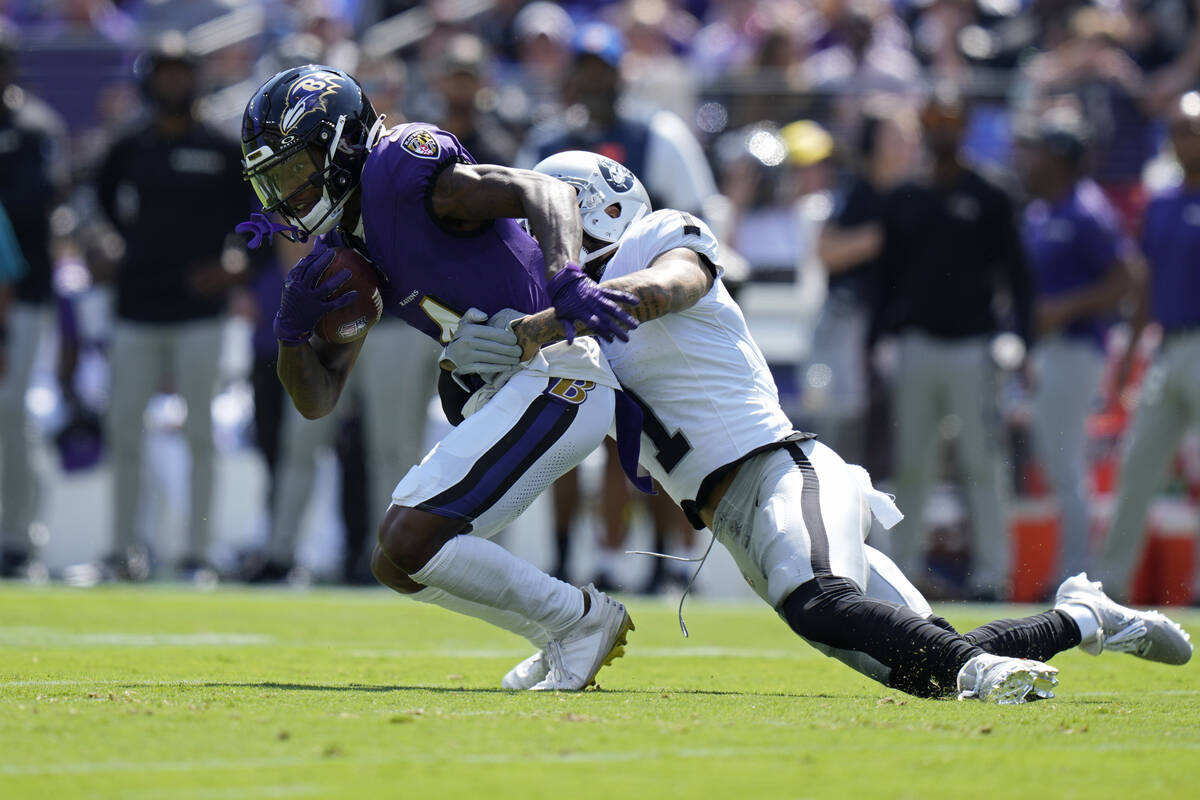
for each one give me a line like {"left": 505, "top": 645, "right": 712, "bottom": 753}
{"left": 299, "top": 195, "right": 344, "bottom": 237}
{"left": 295, "top": 114, "right": 351, "bottom": 237}
{"left": 580, "top": 240, "right": 619, "bottom": 265}
{"left": 365, "top": 113, "right": 387, "bottom": 150}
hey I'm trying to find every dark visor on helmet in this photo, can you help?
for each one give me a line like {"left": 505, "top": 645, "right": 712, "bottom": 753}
{"left": 244, "top": 143, "right": 326, "bottom": 219}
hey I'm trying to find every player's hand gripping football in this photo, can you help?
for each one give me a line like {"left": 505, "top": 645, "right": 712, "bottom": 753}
{"left": 440, "top": 308, "right": 524, "bottom": 375}
{"left": 546, "top": 263, "right": 639, "bottom": 344}
{"left": 273, "top": 248, "right": 359, "bottom": 345}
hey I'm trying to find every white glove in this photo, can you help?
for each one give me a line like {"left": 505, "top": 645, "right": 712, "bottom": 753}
{"left": 440, "top": 308, "right": 523, "bottom": 376}
{"left": 485, "top": 307, "right": 528, "bottom": 334}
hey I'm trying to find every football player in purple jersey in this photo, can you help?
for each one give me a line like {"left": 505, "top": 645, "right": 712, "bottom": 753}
{"left": 237, "top": 65, "right": 640, "bottom": 690}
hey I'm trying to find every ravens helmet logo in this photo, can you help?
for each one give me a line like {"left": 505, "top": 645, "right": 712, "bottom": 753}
{"left": 279, "top": 72, "right": 343, "bottom": 134}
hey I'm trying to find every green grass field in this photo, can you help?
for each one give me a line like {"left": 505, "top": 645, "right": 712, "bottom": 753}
{"left": 1, "top": 584, "right": 1197, "bottom": 799}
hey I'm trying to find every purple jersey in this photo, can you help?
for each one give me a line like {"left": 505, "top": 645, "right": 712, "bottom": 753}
{"left": 322, "top": 123, "right": 549, "bottom": 344}
{"left": 1023, "top": 179, "right": 1133, "bottom": 346}
{"left": 1140, "top": 185, "right": 1200, "bottom": 332}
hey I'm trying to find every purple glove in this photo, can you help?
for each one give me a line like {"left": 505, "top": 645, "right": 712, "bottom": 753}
{"left": 236, "top": 212, "right": 302, "bottom": 249}
{"left": 273, "top": 248, "right": 358, "bottom": 345}
{"left": 546, "top": 263, "right": 639, "bottom": 344}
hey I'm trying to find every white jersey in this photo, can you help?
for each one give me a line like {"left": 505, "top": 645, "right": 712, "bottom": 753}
{"left": 599, "top": 209, "right": 799, "bottom": 516}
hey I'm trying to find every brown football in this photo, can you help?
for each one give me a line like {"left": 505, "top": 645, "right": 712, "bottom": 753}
{"left": 315, "top": 247, "right": 384, "bottom": 344}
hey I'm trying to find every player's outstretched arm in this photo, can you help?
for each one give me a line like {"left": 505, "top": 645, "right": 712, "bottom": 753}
{"left": 431, "top": 162, "right": 642, "bottom": 342}
{"left": 430, "top": 162, "right": 581, "bottom": 276}
{"left": 511, "top": 247, "right": 713, "bottom": 360}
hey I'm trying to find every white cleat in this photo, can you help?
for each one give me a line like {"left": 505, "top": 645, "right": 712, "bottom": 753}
{"left": 502, "top": 649, "right": 549, "bottom": 690}
{"left": 531, "top": 583, "right": 634, "bottom": 691}
{"left": 957, "top": 653, "right": 1059, "bottom": 704}
{"left": 1056, "top": 573, "right": 1193, "bottom": 665}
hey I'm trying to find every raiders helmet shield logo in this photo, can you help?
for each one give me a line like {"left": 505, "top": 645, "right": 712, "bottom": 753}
{"left": 401, "top": 128, "right": 441, "bottom": 160}
{"left": 597, "top": 158, "right": 635, "bottom": 193}
{"left": 279, "top": 72, "right": 344, "bottom": 134}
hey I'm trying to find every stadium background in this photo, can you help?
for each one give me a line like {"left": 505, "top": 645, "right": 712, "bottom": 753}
{"left": 0, "top": 0, "right": 1198, "bottom": 603}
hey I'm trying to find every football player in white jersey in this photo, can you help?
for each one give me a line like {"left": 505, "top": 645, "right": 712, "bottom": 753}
{"left": 444, "top": 151, "right": 1192, "bottom": 701}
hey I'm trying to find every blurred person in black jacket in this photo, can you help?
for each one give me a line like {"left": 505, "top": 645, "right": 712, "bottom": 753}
{"left": 876, "top": 89, "right": 1033, "bottom": 601}
{"left": 815, "top": 97, "right": 921, "bottom": 466}
{"left": 93, "top": 35, "right": 247, "bottom": 581}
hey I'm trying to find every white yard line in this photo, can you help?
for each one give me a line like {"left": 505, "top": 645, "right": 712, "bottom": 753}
{"left": 345, "top": 646, "right": 809, "bottom": 659}
{"left": 1, "top": 679, "right": 214, "bottom": 688}
{"left": 121, "top": 784, "right": 321, "bottom": 799}
{"left": 0, "top": 628, "right": 274, "bottom": 647}
{"left": 4, "top": 740, "right": 1200, "bottom": 778}
{"left": 0, "top": 745, "right": 802, "bottom": 776}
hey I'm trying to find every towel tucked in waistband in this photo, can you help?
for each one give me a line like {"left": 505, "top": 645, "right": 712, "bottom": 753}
{"left": 846, "top": 463, "right": 904, "bottom": 531}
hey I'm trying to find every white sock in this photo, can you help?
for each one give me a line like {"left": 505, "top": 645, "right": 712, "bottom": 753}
{"left": 411, "top": 586, "right": 550, "bottom": 648}
{"left": 410, "top": 535, "right": 584, "bottom": 637}
{"left": 1058, "top": 602, "right": 1102, "bottom": 644}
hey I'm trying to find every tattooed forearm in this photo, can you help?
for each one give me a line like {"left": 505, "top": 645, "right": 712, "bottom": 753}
{"left": 512, "top": 250, "right": 711, "bottom": 360}
{"left": 512, "top": 312, "right": 571, "bottom": 361}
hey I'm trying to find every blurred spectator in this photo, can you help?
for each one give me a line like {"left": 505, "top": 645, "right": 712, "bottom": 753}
{"left": 714, "top": 24, "right": 813, "bottom": 130}
{"left": 0, "top": 22, "right": 68, "bottom": 579}
{"left": 876, "top": 91, "right": 1033, "bottom": 600}
{"left": 718, "top": 120, "right": 833, "bottom": 280}
{"left": 493, "top": 1, "right": 576, "bottom": 131}
{"left": 291, "top": 0, "right": 360, "bottom": 74}
{"left": 909, "top": 0, "right": 975, "bottom": 85}
{"left": 355, "top": 53, "right": 407, "bottom": 127}
{"left": 805, "top": 0, "right": 922, "bottom": 141}
{"left": 0, "top": 203, "right": 26, "bottom": 317}
{"left": 27, "top": 0, "right": 137, "bottom": 46}
{"left": 431, "top": 33, "right": 517, "bottom": 166}
{"left": 617, "top": 0, "right": 703, "bottom": 123}
{"left": 1017, "top": 105, "right": 1142, "bottom": 584}
{"left": 1018, "top": 7, "right": 1153, "bottom": 232}
{"left": 473, "top": 0, "right": 533, "bottom": 62}
{"left": 243, "top": 242, "right": 287, "bottom": 511}
{"left": 814, "top": 97, "right": 920, "bottom": 463}
{"left": 1140, "top": 0, "right": 1200, "bottom": 113}
{"left": 93, "top": 35, "right": 248, "bottom": 581}
{"left": 689, "top": 0, "right": 804, "bottom": 83}
{"left": 518, "top": 21, "right": 725, "bottom": 228}
{"left": 0, "top": 202, "right": 30, "bottom": 574}
{"left": 1098, "top": 92, "right": 1200, "bottom": 600}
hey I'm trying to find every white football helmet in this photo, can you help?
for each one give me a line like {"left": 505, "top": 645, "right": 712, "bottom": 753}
{"left": 532, "top": 150, "right": 651, "bottom": 264}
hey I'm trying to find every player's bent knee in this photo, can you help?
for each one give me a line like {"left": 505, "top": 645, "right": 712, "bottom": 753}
{"left": 377, "top": 504, "right": 465, "bottom": 575}
{"left": 370, "top": 546, "right": 424, "bottom": 594}
{"left": 781, "top": 575, "right": 869, "bottom": 649}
